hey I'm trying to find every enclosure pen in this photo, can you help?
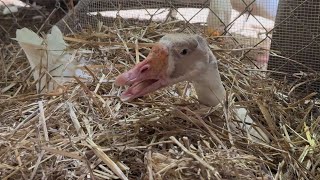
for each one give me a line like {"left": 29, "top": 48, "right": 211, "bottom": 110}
{"left": 0, "top": 0, "right": 319, "bottom": 180}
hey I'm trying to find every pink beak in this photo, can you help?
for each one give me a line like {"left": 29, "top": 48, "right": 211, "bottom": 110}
{"left": 115, "top": 43, "right": 170, "bottom": 101}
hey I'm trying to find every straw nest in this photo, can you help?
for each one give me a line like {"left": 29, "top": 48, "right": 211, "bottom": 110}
{"left": 0, "top": 20, "right": 319, "bottom": 180}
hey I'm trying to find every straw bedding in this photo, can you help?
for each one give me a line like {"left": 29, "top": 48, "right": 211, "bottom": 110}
{"left": 0, "top": 20, "right": 319, "bottom": 180}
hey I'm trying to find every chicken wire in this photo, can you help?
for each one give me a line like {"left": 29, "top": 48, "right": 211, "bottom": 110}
{"left": 54, "top": 0, "right": 277, "bottom": 36}
{"left": 50, "top": 0, "right": 278, "bottom": 72}
{"left": 1, "top": 1, "right": 278, "bottom": 59}
{"left": 10, "top": 0, "right": 320, "bottom": 96}
{"left": 268, "top": 0, "right": 320, "bottom": 97}
{"left": 0, "top": 0, "right": 70, "bottom": 43}
{"left": 54, "top": 0, "right": 212, "bottom": 34}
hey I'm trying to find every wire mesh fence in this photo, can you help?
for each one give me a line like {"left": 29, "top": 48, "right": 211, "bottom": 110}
{"left": 268, "top": 0, "right": 320, "bottom": 97}
{"left": 0, "top": 0, "right": 69, "bottom": 43}
{"left": 1, "top": 0, "right": 278, "bottom": 69}
{"left": 9, "top": 0, "right": 320, "bottom": 88}
{"left": 2, "top": 0, "right": 320, "bottom": 97}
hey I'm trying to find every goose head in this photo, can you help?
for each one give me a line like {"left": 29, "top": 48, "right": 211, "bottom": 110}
{"left": 115, "top": 34, "right": 226, "bottom": 106}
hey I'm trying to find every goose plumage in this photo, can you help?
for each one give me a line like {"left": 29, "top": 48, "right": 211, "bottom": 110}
{"left": 115, "top": 34, "right": 269, "bottom": 143}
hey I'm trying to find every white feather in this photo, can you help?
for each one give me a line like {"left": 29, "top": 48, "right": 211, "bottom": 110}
{"left": 13, "top": 26, "right": 90, "bottom": 93}
{"left": 233, "top": 107, "right": 269, "bottom": 143}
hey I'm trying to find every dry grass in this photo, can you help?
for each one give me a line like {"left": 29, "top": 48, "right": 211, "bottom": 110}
{"left": 0, "top": 19, "right": 319, "bottom": 180}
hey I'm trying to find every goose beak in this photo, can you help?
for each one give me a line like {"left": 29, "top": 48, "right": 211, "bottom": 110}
{"left": 115, "top": 43, "right": 170, "bottom": 101}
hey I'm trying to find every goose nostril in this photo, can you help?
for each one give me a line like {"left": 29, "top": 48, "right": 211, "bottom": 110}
{"left": 140, "top": 65, "right": 149, "bottom": 74}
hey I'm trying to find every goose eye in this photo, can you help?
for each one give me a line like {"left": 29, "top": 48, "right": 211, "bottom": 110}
{"left": 180, "top": 49, "right": 188, "bottom": 55}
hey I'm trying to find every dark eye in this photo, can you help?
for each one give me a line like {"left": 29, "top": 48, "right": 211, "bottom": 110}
{"left": 180, "top": 49, "right": 188, "bottom": 55}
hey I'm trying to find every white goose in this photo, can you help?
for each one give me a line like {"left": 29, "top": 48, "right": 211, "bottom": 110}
{"left": 230, "top": 0, "right": 279, "bottom": 21}
{"left": 115, "top": 34, "right": 270, "bottom": 143}
{"left": 207, "top": 0, "right": 279, "bottom": 36}
{"left": 207, "top": 0, "right": 232, "bottom": 36}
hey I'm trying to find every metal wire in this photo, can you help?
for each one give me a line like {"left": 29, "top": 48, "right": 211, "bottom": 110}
{"left": 5, "top": 0, "right": 318, "bottom": 96}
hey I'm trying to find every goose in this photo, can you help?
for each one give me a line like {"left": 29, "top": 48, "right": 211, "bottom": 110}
{"left": 207, "top": 0, "right": 232, "bottom": 36}
{"left": 230, "top": 0, "right": 279, "bottom": 21}
{"left": 115, "top": 33, "right": 270, "bottom": 143}
{"left": 1, "top": 0, "right": 29, "bottom": 15}
{"left": 207, "top": 0, "right": 279, "bottom": 36}
{"left": 0, "top": 0, "right": 27, "bottom": 7}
